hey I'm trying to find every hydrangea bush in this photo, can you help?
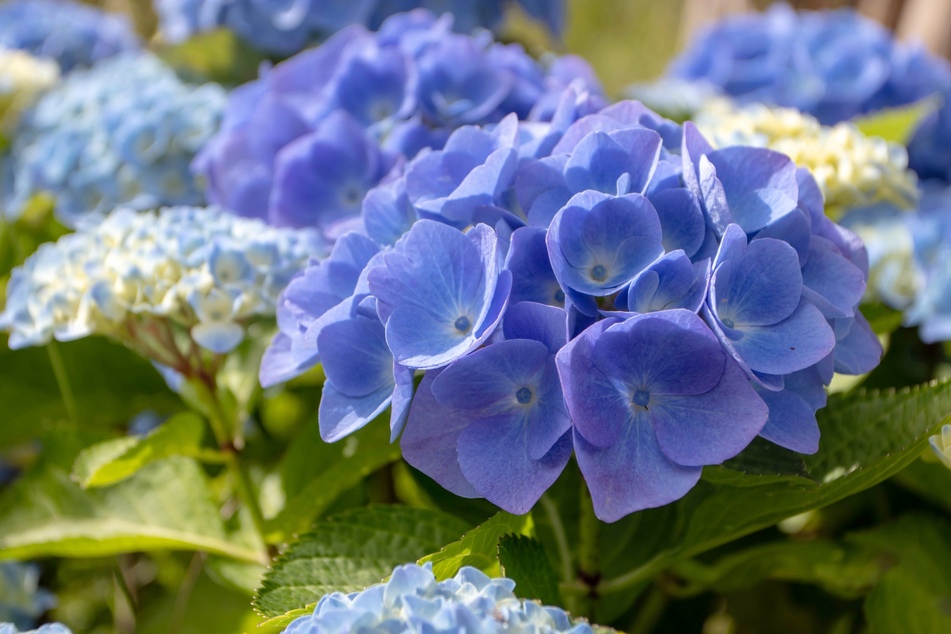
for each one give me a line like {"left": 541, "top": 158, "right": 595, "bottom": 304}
{"left": 3, "top": 53, "right": 225, "bottom": 226}
{"left": 194, "top": 9, "right": 603, "bottom": 237}
{"left": 155, "top": 0, "right": 565, "bottom": 55}
{"left": 1, "top": 3, "right": 951, "bottom": 634}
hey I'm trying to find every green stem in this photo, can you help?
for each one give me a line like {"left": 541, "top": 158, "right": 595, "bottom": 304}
{"left": 198, "top": 374, "right": 268, "bottom": 547}
{"left": 47, "top": 340, "right": 80, "bottom": 427}
{"left": 628, "top": 582, "right": 669, "bottom": 634}
{"left": 597, "top": 555, "right": 666, "bottom": 595}
{"left": 540, "top": 494, "right": 573, "bottom": 584}
{"left": 576, "top": 481, "right": 601, "bottom": 620}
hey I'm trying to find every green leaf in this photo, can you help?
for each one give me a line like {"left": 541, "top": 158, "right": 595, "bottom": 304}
{"left": 0, "top": 452, "right": 265, "bottom": 564}
{"left": 854, "top": 98, "right": 938, "bottom": 144}
{"left": 672, "top": 540, "right": 885, "bottom": 598}
{"left": 264, "top": 420, "right": 402, "bottom": 543}
{"left": 851, "top": 515, "right": 951, "bottom": 633}
{"left": 498, "top": 534, "right": 561, "bottom": 606}
{"left": 419, "top": 511, "right": 534, "bottom": 580}
{"left": 893, "top": 457, "right": 951, "bottom": 513}
{"left": 254, "top": 505, "right": 471, "bottom": 617}
{"left": 703, "top": 437, "right": 815, "bottom": 487}
{"left": 598, "top": 379, "right": 951, "bottom": 600}
{"left": 71, "top": 412, "right": 209, "bottom": 488}
{"left": 0, "top": 336, "right": 180, "bottom": 447}
{"left": 158, "top": 29, "right": 267, "bottom": 85}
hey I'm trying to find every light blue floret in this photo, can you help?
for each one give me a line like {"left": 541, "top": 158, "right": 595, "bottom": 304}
{"left": 282, "top": 563, "right": 592, "bottom": 634}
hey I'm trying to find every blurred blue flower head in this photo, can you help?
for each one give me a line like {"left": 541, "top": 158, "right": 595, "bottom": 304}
{"left": 261, "top": 96, "right": 882, "bottom": 521}
{"left": 0, "top": 563, "right": 56, "bottom": 631}
{"left": 0, "top": 626, "right": 71, "bottom": 634}
{"left": 3, "top": 53, "right": 226, "bottom": 227}
{"left": 0, "top": 206, "right": 322, "bottom": 364}
{"left": 195, "top": 10, "right": 604, "bottom": 239}
{"left": 0, "top": 0, "right": 138, "bottom": 72}
{"left": 282, "top": 563, "right": 591, "bottom": 634}
{"left": 668, "top": 2, "right": 951, "bottom": 184}
{"left": 155, "top": 0, "right": 565, "bottom": 55}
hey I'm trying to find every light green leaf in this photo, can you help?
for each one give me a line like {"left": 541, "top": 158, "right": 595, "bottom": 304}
{"left": 598, "top": 379, "right": 951, "bottom": 599}
{"left": 419, "top": 511, "right": 534, "bottom": 580}
{"left": 853, "top": 98, "right": 938, "bottom": 144}
{"left": 892, "top": 457, "right": 951, "bottom": 513}
{"left": 264, "top": 420, "right": 402, "bottom": 543}
{"left": 257, "top": 606, "right": 315, "bottom": 630}
{"left": 0, "top": 453, "right": 265, "bottom": 564}
{"left": 254, "top": 505, "right": 470, "bottom": 617}
{"left": 72, "top": 412, "right": 208, "bottom": 488}
{"left": 158, "top": 29, "right": 266, "bottom": 85}
{"left": 498, "top": 534, "right": 561, "bottom": 606}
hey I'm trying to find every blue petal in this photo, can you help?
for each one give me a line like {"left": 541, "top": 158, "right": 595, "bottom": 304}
{"left": 191, "top": 321, "right": 244, "bottom": 353}
{"left": 650, "top": 187, "right": 706, "bottom": 257}
{"left": 715, "top": 234, "right": 803, "bottom": 327}
{"left": 318, "top": 381, "right": 392, "bottom": 443}
{"left": 502, "top": 301, "right": 568, "bottom": 353}
{"left": 317, "top": 315, "right": 392, "bottom": 398}
{"left": 706, "top": 146, "right": 799, "bottom": 233}
{"left": 832, "top": 313, "right": 882, "bottom": 375}
{"left": 801, "top": 236, "right": 866, "bottom": 319}
{"left": 756, "top": 387, "right": 820, "bottom": 454}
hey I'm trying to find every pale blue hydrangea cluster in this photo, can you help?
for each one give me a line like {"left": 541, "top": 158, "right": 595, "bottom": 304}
{"left": 3, "top": 53, "right": 225, "bottom": 227}
{"left": 155, "top": 0, "right": 564, "bottom": 55}
{"left": 0, "top": 563, "right": 56, "bottom": 631}
{"left": 0, "top": 207, "right": 322, "bottom": 366}
{"left": 195, "top": 10, "right": 603, "bottom": 238}
{"left": 842, "top": 184, "right": 951, "bottom": 343}
{"left": 0, "top": 0, "right": 139, "bottom": 72}
{"left": 0, "top": 626, "right": 70, "bottom": 634}
{"left": 282, "top": 563, "right": 591, "bottom": 634}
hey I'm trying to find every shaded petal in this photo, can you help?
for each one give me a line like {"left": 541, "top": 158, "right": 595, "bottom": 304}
{"left": 458, "top": 419, "right": 571, "bottom": 515}
{"left": 728, "top": 300, "right": 836, "bottom": 375}
{"left": 259, "top": 331, "right": 319, "bottom": 388}
{"left": 574, "top": 424, "right": 701, "bottom": 523}
{"left": 502, "top": 301, "right": 568, "bottom": 353}
{"left": 319, "top": 381, "right": 392, "bottom": 442}
{"left": 756, "top": 387, "right": 820, "bottom": 454}
{"left": 650, "top": 358, "right": 767, "bottom": 466}
{"left": 400, "top": 371, "right": 479, "bottom": 498}
{"left": 833, "top": 313, "right": 882, "bottom": 375}
{"left": 317, "top": 315, "right": 392, "bottom": 398}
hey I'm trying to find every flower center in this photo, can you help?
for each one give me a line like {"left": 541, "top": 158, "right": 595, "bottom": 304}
{"left": 721, "top": 317, "right": 735, "bottom": 329}
{"left": 632, "top": 389, "right": 650, "bottom": 407}
{"left": 454, "top": 315, "right": 472, "bottom": 334}
{"left": 516, "top": 387, "right": 533, "bottom": 404}
{"left": 590, "top": 264, "right": 607, "bottom": 282}
{"left": 553, "top": 288, "right": 565, "bottom": 304}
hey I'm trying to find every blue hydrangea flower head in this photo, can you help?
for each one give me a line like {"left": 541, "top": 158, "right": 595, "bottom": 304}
{"left": 0, "top": 0, "right": 138, "bottom": 72}
{"left": 4, "top": 53, "right": 225, "bottom": 227}
{"left": 261, "top": 97, "right": 882, "bottom": 520}
{"left": 194, "top": 10, "right": 602, "bottom": 238}
{"left": 155, "top": 0, "right": 565, "bottom": 54}
{"left": 281, "top": 562, "right": 592, "bottom": 634}
{"left": 667, "top": 3, "right": 951, "bottom": 184}
{"left": 0, "top": 206, "right": 322, "bottom": 368}
{"left": 0, "top": 563, "right": 56, "bottom": 631}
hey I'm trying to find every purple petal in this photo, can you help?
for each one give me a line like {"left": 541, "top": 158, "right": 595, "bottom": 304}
{"left": 650, "top": 358, "right": 767, "bottom": 466}
{"left": 574, "top": 424, "right": 701, "bottom": 522}
{"left": 725, "top": 301, "right": 836, "bottom": 375}
{"left": 833, "top": 313, "right": 883, "bottom": 375}
{"left": 756, "top": 387, "right": 820, "bottom": 454}
{"left": 400, "top": 371, "right": 479, "bottom": 498}
{"left": 502, "top": 301, "right": 568, "bottom": 353}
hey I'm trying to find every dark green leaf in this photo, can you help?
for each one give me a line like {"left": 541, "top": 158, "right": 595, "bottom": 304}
{"left": 264, "top": 420, "right": 402, "bottom": 543}
{"left": 254, "top": 505, "right": 471, "bottom": 617}
{"left": 0, "top": 336, "right": 180, "bottom": 447}
{"left": 419, "top": 511, "right": 534, "bottom": 580}
{"left": 498, "top": 534, "right": 561, "bottom": 605}
{"left": 598, "top": 379, "right": 951, "bottom": 602}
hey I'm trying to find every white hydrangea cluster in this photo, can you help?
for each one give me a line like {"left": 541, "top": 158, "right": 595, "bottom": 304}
{"left": 0, "top": 625, "right": 70, "bottom": 634}
{"left": 0, "top": 47, "right": 58, "bottom": 134}
{"left": 695, "top": 101, "right": 918, "bottom": 215}
{"left": 283, "top": 564, "right": 592, "bottom": 634}
{"left": 4, "top": 53, "right": 225, "bottom": 225}
{"left": 0, "top": 206, "right": 323, "bottom": 363}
